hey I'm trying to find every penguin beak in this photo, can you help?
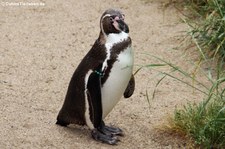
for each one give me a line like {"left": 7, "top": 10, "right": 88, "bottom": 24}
{"left": 112, "top": 16, "right": 129, "bottom": 33}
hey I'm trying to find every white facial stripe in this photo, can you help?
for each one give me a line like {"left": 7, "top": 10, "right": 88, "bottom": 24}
{"left": 101, "top": 14, "right": 112, "bottom": 71}
{"left": 100, "top": 14, "right": 111, "bottom": 36}
{"left": 102, "top": 14, "right": 111, "bottom": 19}
{"left": 84, "top": 70, "right": 94, "bottom": 129}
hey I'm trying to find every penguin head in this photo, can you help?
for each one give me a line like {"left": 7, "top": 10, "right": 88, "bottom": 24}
{"left": 100, "top": 9, "right": 129, "bottom": 35}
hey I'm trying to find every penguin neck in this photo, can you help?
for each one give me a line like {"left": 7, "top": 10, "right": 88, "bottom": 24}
{"left": 98, "top": 31, "right": 106, "bottom": 44}
{"left": 106, "top": 32, "right": 129, "bottom": 44}
{"left": 98, "top": 31, "right": 129, "bottom": 46}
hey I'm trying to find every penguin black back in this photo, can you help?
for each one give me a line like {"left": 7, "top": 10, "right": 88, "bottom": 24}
{"left": 56, "top": 40, "right": 107, "bottom": 126}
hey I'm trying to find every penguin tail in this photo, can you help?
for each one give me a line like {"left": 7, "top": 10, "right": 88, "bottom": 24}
{"left": 56, "top": 119, "right": 69, "bottom": 127}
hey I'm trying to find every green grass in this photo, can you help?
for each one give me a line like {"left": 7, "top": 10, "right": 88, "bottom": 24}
{"left": 138, "top": 53, "right": 225, "bottom": 148}
{"left": 140, "top": 0, "right": 225, "bottom": 147}
{"left": 184, "top": 0, "right": 225, "bottom": 61}
{"left": 178, "top": 1, "right": 225, "bottom": 147}
{"left": 152, "top": 1, "right": 225, "bottom": 147}
{"left": 173, "top": 78, "right": 225, "bottom": 148}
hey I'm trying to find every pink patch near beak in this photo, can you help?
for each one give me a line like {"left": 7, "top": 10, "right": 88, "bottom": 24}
{"left": 112, "top": 16, "right": 121, "bottom": 31}
{"left": 114, "top": 16, "right": 120, "bottom": 21}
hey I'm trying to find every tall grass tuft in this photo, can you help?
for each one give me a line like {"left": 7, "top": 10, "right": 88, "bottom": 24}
{"left": 140, "top": 53, "right": 225, "bottom": 148}
{"left": 141, "top": 0, "right": 225, "bottom": 147}
{"left": 184, "top": 0, "right": 225, "bottom": 61}
{"left": 178, "top": 1, "right": 225, "bottom": 147}
{"left": 173, "top": 77, "right": 225, "bottom": 148}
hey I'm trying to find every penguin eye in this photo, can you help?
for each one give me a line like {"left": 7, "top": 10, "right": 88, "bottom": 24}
{"left": 109, "top": 16, "right": 113, "bottom": 22}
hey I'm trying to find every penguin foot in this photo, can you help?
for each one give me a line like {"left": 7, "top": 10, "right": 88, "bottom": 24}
{"left": 101, "top": 125, "right": 124, "bottom": 136}
{"left": 100, "top": 121, "right": 124, "bottom": 136}
{"left": 91, "top": 129, "right": 119, "bottom": 145}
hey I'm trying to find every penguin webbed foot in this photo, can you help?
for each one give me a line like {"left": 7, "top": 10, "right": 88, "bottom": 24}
{"left": 101, "top": 125, "right": 124, "bottom": 136}
{"left": 100, "top": 121, "right": 124, "bottom": 136}
{"left": 91, "top": 122, "right": 124, "bottom": 145}
{"left": 91, "top": 129, "right": 119, "bottom": 145}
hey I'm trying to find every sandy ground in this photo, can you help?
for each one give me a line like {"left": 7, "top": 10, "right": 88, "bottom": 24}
{"left": 0, "top": 0, "right": 208, "bottom": 148}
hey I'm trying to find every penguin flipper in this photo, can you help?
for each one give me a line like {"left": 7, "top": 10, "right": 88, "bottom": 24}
{"left": 86, "top": 71, "right": 103, "bottom": 128}
{"left": 87, "top": 70, "right": 121, "bottom": 145}
{"left": 123, "top": 74, "right": 135, "bottom": 98}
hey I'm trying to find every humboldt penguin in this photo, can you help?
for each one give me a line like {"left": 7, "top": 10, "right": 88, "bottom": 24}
{"left": 56, "top": 9, "right": 135, "bottom": 145}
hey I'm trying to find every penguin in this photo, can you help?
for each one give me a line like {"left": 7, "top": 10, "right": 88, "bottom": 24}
{"left": 56, "top": 9, "right": 135, "bottom": 145}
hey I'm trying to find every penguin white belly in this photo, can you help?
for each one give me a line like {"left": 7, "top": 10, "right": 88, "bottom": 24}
{"left": 101, "top": 47, "right": 133, "bottom": 118}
